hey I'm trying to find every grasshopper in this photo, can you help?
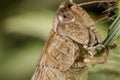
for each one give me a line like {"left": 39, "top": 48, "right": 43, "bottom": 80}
{"left": 31, "top": 0, "right": 118, "bottom": 80}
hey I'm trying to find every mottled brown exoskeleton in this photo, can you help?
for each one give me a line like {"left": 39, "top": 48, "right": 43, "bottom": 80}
{"left": 31, "top": 0, "right": 118, "bottom": 80}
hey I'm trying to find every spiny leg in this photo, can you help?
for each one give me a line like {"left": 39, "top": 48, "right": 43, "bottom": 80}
{"left": 94, "top": 2, "right": 118, "bottom": 23}
{"left": 78, "top": 0, "right": 118, "bottom": 6}
{"left": 94, "top": 12, "right": 110, "bottom": 23}
{"left": 78, "top": 0, "right": 118, "bottom": 23}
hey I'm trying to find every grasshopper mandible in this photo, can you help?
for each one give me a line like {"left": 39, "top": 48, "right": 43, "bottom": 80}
{"left": 31, "top": 0, "right": 118, "bottom": 80}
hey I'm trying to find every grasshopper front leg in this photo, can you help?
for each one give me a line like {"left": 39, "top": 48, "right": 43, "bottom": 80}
{"left": 84, "top": 49, "right": 109, "bottom": 64}
{"left": 84, "top": 43, "right": 116, "bottom": 64}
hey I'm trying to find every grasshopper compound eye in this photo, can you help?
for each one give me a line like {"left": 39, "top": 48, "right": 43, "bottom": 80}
{"left": 57, "top": 8, "right": 75, "bottom": 23}
{"left": 57, "top": 0, "right": 75, "bottom": 23}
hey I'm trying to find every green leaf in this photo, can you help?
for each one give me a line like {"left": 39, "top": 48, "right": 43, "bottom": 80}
{"left": 103, "top": 15, "right": 120, "bottom": 46}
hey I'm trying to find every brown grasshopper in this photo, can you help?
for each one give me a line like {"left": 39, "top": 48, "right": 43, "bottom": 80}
{"left": 31, "top": 0, "right": 118, "bottom": 80}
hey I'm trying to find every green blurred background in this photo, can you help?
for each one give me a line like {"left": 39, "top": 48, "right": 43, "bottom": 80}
{"left": 0, "top": 0, "right": 120, "bottom": 80}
